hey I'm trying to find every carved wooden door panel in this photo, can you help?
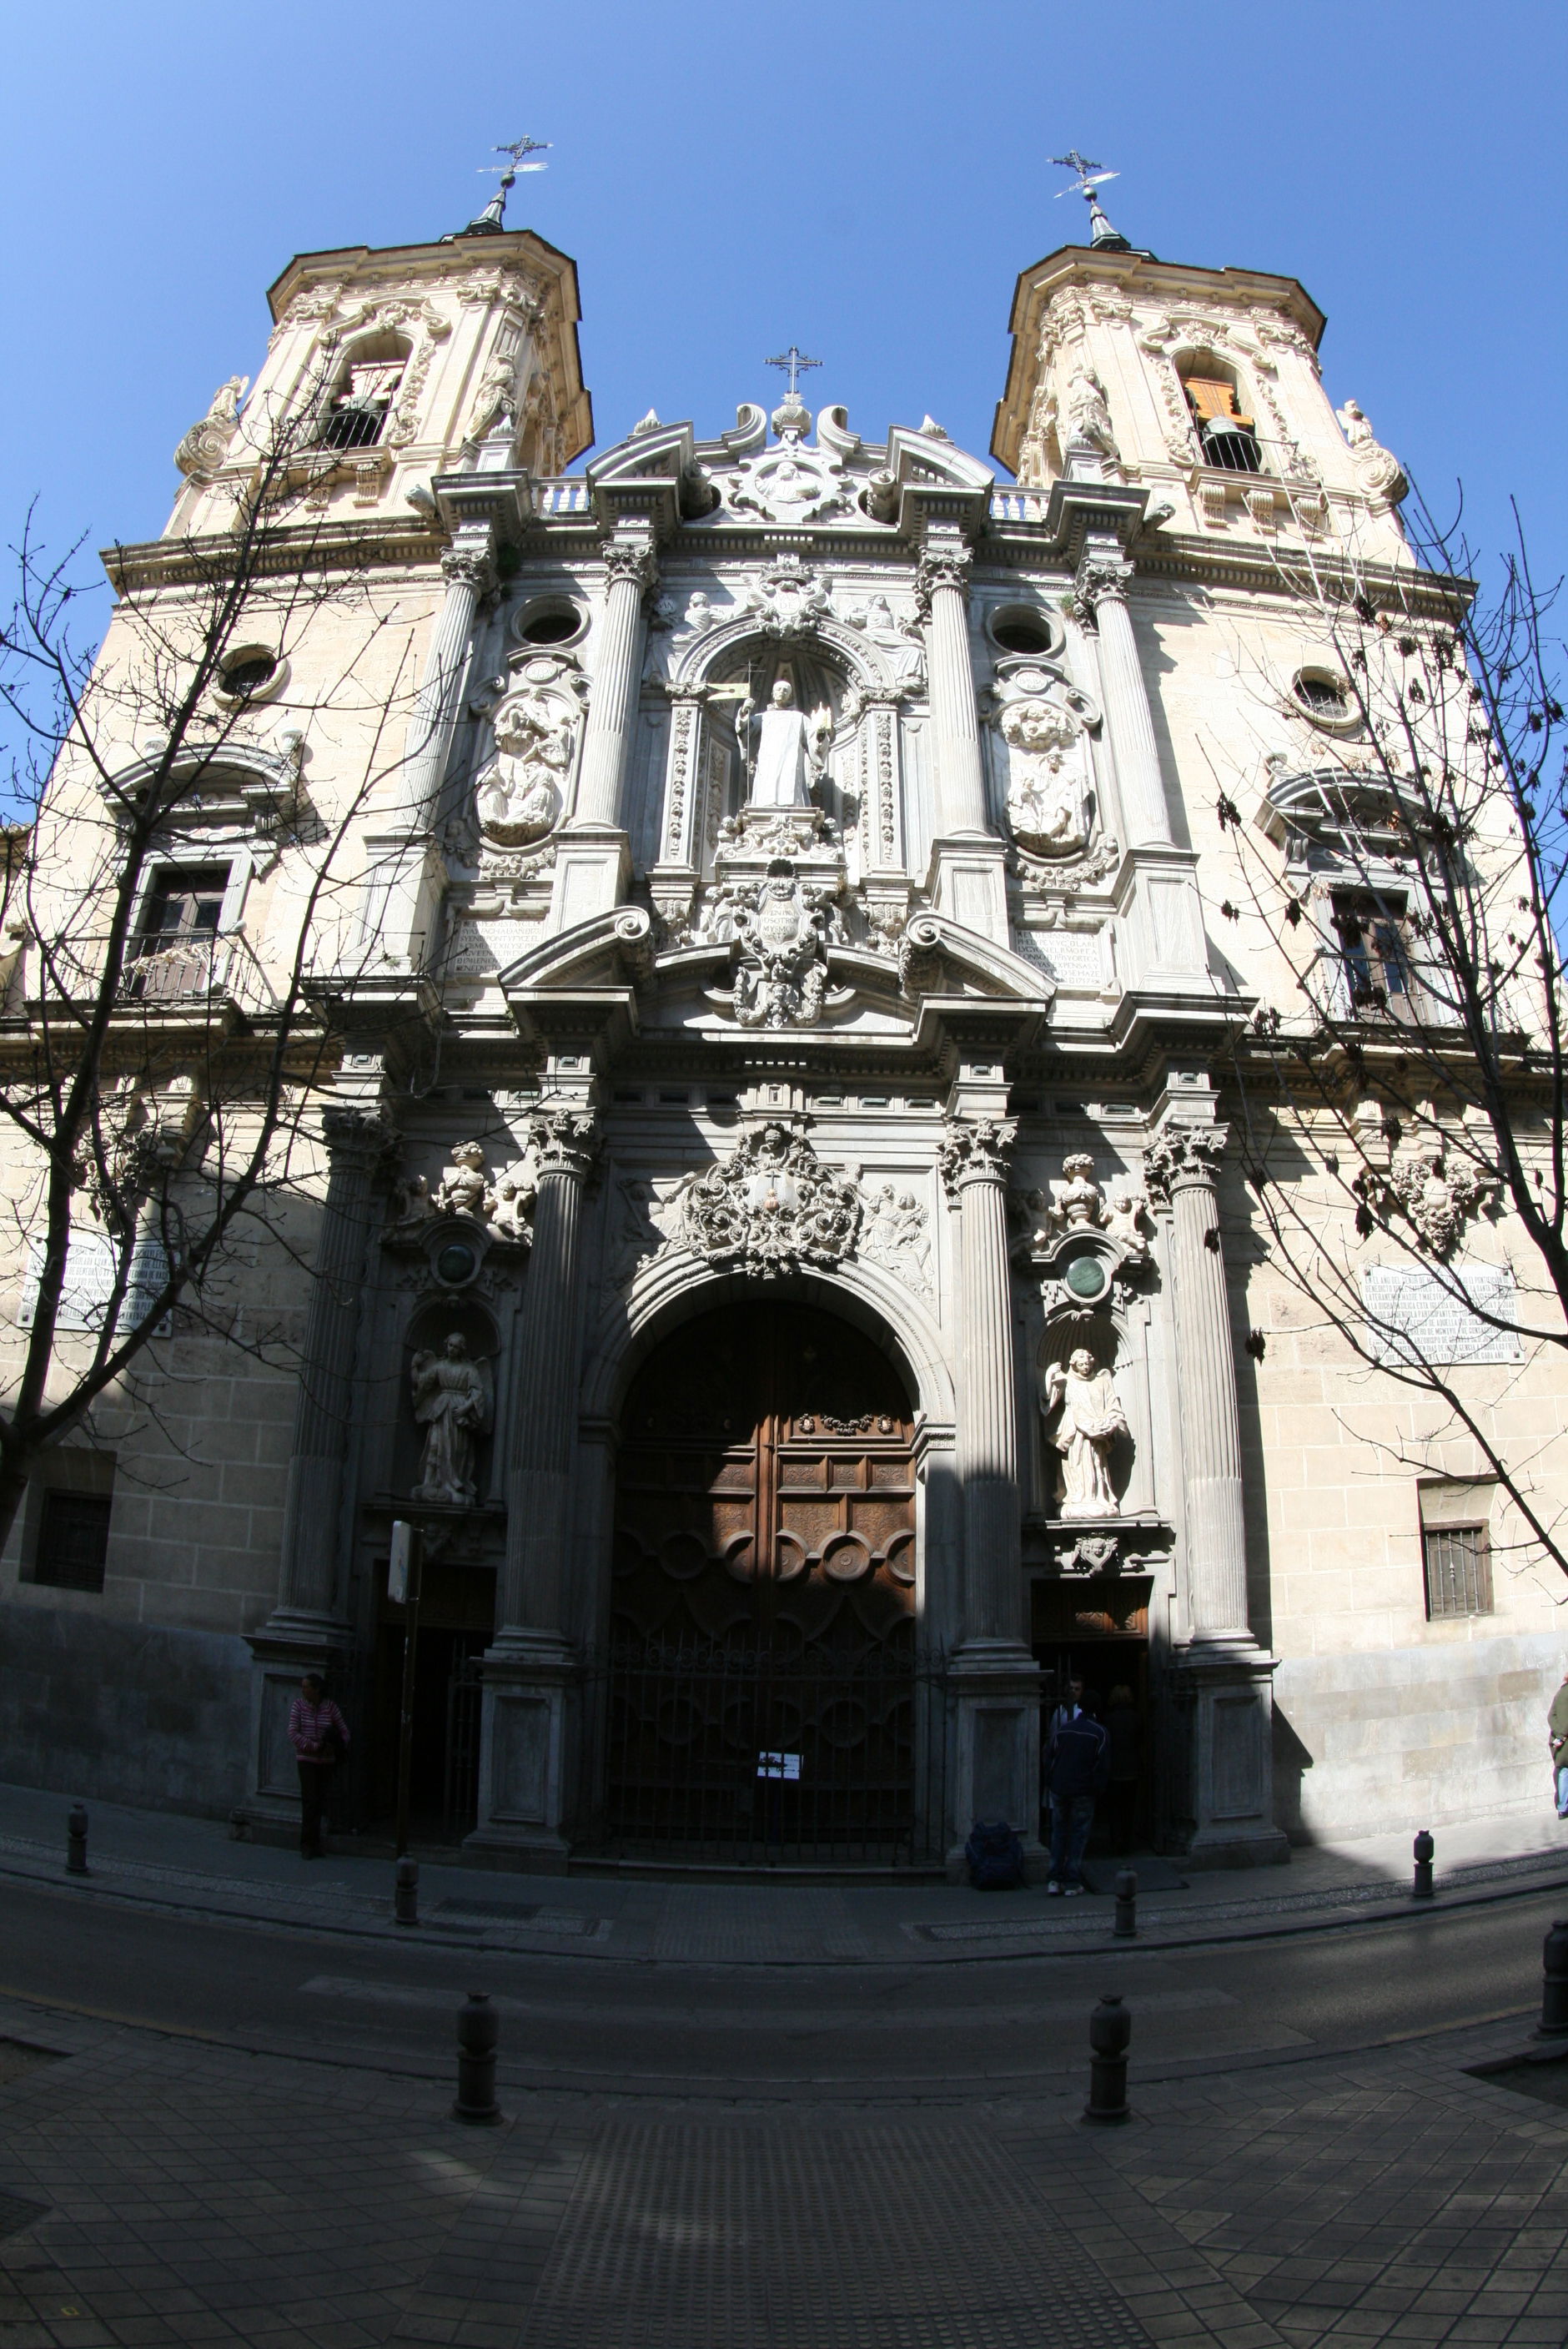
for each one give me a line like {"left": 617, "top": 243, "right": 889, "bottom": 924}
{"left": 607, "top": 1302, "right": 919, "bottom": 1853}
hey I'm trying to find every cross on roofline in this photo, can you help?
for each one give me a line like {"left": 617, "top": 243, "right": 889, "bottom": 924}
{"left": 766, "top": 346, "right": 822, "bottom": 399}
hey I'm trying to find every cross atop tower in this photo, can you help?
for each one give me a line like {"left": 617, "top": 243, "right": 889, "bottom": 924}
{"left": 447, "top": 135, "right": 551, "bottom": 240}
{"left": 766, "top": 346, "right": 822, "bottom": 400}
{"left": 1048, "top": 149, "right": 1132, "bottom": 253}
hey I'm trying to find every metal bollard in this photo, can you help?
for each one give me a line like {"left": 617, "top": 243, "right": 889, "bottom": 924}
{"left": 1412, "top": 1828, "right": 1435, "bottom": 1899}
{"left": 395, "top": 1856, "right": 420, "bottom": 1928}
{"left": 66, "top": 1803, "right": 88, "bottom": 1875}
{"left": 452, "top": 1992, "right": 502, "bottom": 2125}
{"left": 1113, "top": 1869, "right": 1138, "bottom": 1939}
{"left": 1082, "top": 1993, "right": 1132, "bottom": 2125}
{"left": 1539, "top": 1919, "right": 1568, "bottom": 2038}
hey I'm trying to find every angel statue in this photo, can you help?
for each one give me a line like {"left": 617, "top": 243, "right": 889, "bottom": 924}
{"left": 1043, "top": 1346, "right": 1128, "bottom": 1518}
{"left": 410, "top": 1332, "right": 492, "bottom": 1506}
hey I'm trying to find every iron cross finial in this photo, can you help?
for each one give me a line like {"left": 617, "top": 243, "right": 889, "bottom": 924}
{"left": 1049, "top": 150, "right": 1119, "bottom": 200}
{"left": 486, "top": 135, "right": 551, "bottom": 178}
{"left": 766, "top": 346, "right": 823, "bottom": 399}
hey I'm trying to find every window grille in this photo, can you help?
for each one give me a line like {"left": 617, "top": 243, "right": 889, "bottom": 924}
{"left": 1423, "top": 1522, "right": 1492, "bottom": 1620}
{"left": 318, "top": 359, "right": 404, "bottom": 452}
{"left": 1182, "top": 373, "right": 1262, "bottom": 474}
{"left": 33, "top": 1491, "right": 112, "bottom": 1592}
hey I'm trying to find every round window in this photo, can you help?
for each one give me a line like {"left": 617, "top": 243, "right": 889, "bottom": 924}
{"left": 1293, "top": 669, "right": 1352, "bottom": 722}
{"left": 1063, "top": 1252, "right": 1109, "bottom": 1301}
{"left": 515, "top": 598, "right": 585, "bottom": 647}
{"left": 435, "top": 1241, "right": 479, "bottom": 1285}
{"left": 988, "top": 604, "right": 1059, "bottom": 658}
{"left": 219, "top": 651, "right": 278, "bottom": 699}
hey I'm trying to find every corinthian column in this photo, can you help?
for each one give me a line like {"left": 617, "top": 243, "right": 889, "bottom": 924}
{"left": 1074, "top": 536, "right": 1173, "bottom": 850}
{"left": 938, "top": 1115, "right": 1023, "bottom": 1641}
{"left": 397, "top": 536, "right": 492, "bottom": 821}
{"left": 274, "top": 1106, "right": 390, "bottom": 1627}
{"left": 575, "top": 529, "right": 657, "bottom": 828}
{"left": 1144, "top": 1123, "right": 1248, "bottom": 1639}
{"left": 362, "top": 530, "right": 492, "bottom": 972}
{"left": 1144, "top": 1116, "right": 1285, "bottom": 1868}
{"left": 472, "top": 1102, "right": 600, "bottom": 1866}
{"left": 917, "top": 538, "right": 988, "bottom": 837}
{"left": 936, "top": 1113, "right": 1042, "bottom": 1872}
{"left": 495, "top": 1104, "right": 600, "bottom": 1643}
{"left": 245, "top": 1101, "right": 389, "bottom": 1828}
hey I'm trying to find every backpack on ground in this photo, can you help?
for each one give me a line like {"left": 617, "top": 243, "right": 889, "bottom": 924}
{"left": 964, "top": 1818, "right": 1024, "bottom": 1890}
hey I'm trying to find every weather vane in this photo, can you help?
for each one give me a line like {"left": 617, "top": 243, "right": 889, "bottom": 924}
{"left": 766, "top": 346, "right": 822, "bottom": 400}
{"left": 482, "top": 135, "right": 551, "bottom": 181}
{"left": 1048, "top": 151, "right": 1132, "bottom": 252}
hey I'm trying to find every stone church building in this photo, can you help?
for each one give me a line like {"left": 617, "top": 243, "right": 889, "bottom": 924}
{"left": 2, "top": 170, "right": 1561, "bottom": 1874}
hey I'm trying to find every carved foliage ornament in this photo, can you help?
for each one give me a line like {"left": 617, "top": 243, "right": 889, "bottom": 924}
{"left": 672, "top": 1124, "right": 861, "bottom": 1280}
{"left": 1143, "top": 1124, "right": 1226, "bottom": 1200}
{"left": 937, "top": 1117, "right": 1017, "bottom": 1197}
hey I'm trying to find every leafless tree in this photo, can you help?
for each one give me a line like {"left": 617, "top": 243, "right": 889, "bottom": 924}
{"left": 0, "top": 363, "right": 437, "bottom": 1545}
{"left": 1208, "top": 481, "right": 1568, "bottom": 1577}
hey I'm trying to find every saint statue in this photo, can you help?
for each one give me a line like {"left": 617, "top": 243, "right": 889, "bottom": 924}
{"left": 737, "top": 678, "right": 828, "bottom": 810}
{"left": 1043, "top": 1346, "right": 1128, "bottom": 1518}
{"left": 410, "top": 1333, "right": 491, "bottom": 1506}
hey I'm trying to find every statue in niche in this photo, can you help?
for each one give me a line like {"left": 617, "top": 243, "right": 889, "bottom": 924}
{"left": 1062, "top": 364, "right": 1120, "bottom": 474}
{"left": 999, "top": 697, "right": 1091, "bottom": 857}
{"left": 410, "top": 1332, "right": 492, "bottom": 1506}
{"left": 1043, "top": 1346, "right": 1128, "bottom": 1518}
{"left": 736, "top": 678, "right": 830, "bottom": 809}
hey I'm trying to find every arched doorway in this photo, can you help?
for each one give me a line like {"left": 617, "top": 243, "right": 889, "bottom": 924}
{"left": 602, "top": 1299, "right": 932, "bottom": 1861}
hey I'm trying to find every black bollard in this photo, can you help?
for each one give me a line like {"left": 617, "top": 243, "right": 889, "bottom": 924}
{"left": 1113, "top": 1869, "right": 1138, "bottom": 1939}
{"left": 1412, "top": 1828, "right": 1435, "bottom": 1899}
{"left": 1539, "top": 1919, "right": 1568, "bottom": 2039}
{"left": 395, "top": 1856, "right": 420, "bottom": 1928}
{"left": 66, "top": 1803, "right": 88, "bottom": 1875}
{"left": 1082, "top": 1993, "right": 1132, "bottom": 2125}
{"left": 452, "top": 1992, "right": 502, "bottom": 2125}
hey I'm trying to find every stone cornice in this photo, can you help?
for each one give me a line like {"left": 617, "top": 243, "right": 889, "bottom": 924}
{"left": 101, "top": 517, "right": 446, "bottom": 595}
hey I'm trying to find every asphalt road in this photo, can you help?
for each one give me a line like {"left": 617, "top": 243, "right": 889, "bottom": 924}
{"left": 0, "top": 1872, "right": 1555, "bottom": 2099}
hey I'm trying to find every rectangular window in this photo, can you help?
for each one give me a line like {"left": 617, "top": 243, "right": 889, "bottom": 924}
{"left": 127, "top": 864, "right": 230, "bottom": 1002}
{"left": 33, "top": 1490, "right": 113, "bottom": 1592}
{"left": 1334, "top": 895, "right": 1413, "bottom": 1016}
{"left": 1422, "top": 1522, "right": 1492, "bottom": 1620}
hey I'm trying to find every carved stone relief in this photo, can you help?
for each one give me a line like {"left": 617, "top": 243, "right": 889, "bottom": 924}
{"left": 857, "top": 1181, "right": 932, "bottom": 1295}
{"left": 473, "top": 651, "right": 588, "bottom": 845}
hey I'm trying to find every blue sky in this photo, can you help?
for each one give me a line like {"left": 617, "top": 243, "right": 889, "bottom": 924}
{"left": 1, "top": 1, "right": 1563, "bottom": 628}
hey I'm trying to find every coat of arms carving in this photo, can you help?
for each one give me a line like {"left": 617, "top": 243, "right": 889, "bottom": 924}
{"left": 669, "top": 1123, "right": 861, "bottom": 1279}
{"left": 715, "top": 857, "right": 845, "bottom": 1029}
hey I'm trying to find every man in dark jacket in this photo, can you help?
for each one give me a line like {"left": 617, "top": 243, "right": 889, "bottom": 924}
{"left": 1046, "top": 1702, "right": 1110, "bottom": 1894}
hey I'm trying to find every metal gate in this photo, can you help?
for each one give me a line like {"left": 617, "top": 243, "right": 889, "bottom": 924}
{"left": 599, "top": 1636, "right": 949, "bottom": 1864}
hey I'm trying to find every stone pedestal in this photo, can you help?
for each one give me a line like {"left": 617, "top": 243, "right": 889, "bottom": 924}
{"left": 468, "top": 1104, "right": 598, "bottom": 1867}
{"left": 1147, "top": 1115, "right": 1287, "bottom": 1866}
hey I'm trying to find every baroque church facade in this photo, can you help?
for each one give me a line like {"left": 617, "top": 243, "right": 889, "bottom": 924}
{"left": 3, "top": 176, "right": 1562, "bottom": 1874}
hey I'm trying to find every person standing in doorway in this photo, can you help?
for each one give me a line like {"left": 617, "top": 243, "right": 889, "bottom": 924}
{"left": 289, "top": 1673, "right": 349, "bottom": 1859}
{"left": 1046, "top": 1692, "right": 1109, "bottom": 1895}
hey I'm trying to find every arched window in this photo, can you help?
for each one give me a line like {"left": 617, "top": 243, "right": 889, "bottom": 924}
{"left": 317, "top": 331, "right": 410, "bottom": 452}
{"left": 1178, "top": 354, "right": 1262, "bottom": 475}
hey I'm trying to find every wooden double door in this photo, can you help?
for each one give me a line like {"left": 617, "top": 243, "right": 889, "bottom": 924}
{"left": 606, "top": 1302, "right": 922, "bottom": 1854}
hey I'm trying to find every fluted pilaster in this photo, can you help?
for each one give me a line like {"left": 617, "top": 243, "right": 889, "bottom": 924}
{"left": 395, "top": 539, "right": 490, "bottom": 823}
{"left": 1075, "top": 537, "right": 1173, "bottom": 850}
{"left": 1146, "top": 1122, "right": 1249, "bottom": 1640}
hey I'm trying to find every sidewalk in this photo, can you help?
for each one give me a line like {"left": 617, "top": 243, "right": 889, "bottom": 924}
{"left": 3, "top": 1779, "right": 1566, "bottom": 1963}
